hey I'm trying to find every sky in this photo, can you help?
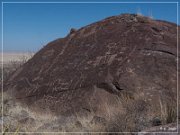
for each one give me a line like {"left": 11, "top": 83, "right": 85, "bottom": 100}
{"left": 1, "top": 0, "right": 179, "bottom": 52}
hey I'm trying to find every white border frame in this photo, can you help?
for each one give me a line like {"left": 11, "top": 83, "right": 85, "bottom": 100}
{"left": 1, "top": 1, "right": 179, "bottom": 134}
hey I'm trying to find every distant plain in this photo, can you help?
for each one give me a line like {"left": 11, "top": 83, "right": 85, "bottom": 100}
{"left": 0, "top": 52, "right": 34, "bottom": 65}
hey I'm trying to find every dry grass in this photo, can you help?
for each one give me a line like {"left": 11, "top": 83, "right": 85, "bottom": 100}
{"left": 1, "top": 90, "right": 177, "bottom": 133}
{"left": 104, "top": 92, "right": 151, "bottom": 132}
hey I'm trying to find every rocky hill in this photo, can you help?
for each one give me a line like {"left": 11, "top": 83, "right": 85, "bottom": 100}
{"left": 4, "top": 14, "right": 179, "bottom": 132}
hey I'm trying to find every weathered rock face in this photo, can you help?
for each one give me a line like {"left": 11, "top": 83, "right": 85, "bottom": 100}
{"left": 4, "top": 14, "right": 179, "bottom": 120}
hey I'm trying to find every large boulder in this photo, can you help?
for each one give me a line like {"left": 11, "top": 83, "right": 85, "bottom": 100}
{"left": 4, "top": 14, "right": 179, "bottom": 130}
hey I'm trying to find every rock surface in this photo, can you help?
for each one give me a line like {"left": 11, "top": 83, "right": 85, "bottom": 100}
{"left": 4, "top": 14, "right": 180, "bottom": 132}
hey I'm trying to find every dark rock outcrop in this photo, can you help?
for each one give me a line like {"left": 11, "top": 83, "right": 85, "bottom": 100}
{"left": 4, "top": 14, "right": 179, "bottom": 124}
